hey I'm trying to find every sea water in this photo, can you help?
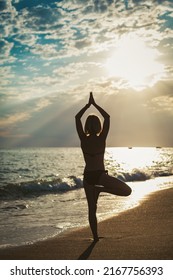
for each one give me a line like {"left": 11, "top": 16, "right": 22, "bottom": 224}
{"left": 0, "top": 147, "right": 173, "bottom": 248}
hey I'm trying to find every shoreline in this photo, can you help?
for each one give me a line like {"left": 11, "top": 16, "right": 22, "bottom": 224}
{"left": 0, "top": 187, "right": 173, "bottom": 260}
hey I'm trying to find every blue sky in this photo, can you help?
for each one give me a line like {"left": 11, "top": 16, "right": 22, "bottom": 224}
{"left": 0, "top": 0, "right": 173, "bottom": 147}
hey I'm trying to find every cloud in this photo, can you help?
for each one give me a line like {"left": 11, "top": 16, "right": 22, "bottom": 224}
{"left": 14, "top": 34, "right": 37, "bottom": 46}
{"left": 0, "top": 39, "right": 15, "bottom": 64}
{"left": 1, "top": 78, "right": 173, "bottom": 147}
{"left": 0, "top": 0, "right": 173, "bottom": 147}
{"left": 0, "top": 96, "right": 52, "bottom": 139}
{"left": 0, "top": 0, "right": 16, "bottom": 13}
{"left": 74, "top": 38, "right": 93, "bottom": 49}
{"left": 0, "top": 112, "right": 30, "bottom": 127}
{"left": 0, "top": 0, "right": 18, "bottom": 38}
{"left": 30, "top": 43, "right": 61, "bottom": 59}
{"left": 1, "top": 0, "right": 172, "bottom": 62}
{"left": 53, "top": 62, "right": 90, "bottom": 79}
{"left": 33, "top": 98, "right": 52, "bottom": 112}
{"left": 0, "top": 66, "right": 15, "bottom": 91}
{"left": 18, "top": 4, "right": 63, "bottom": 33}
{"left": 150, "top": 95, "right": 173, "bottom": 113}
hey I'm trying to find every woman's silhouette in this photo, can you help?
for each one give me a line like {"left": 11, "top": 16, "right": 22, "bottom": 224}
{"left": 75, "top": 92, "right": 131, "bottom": 241}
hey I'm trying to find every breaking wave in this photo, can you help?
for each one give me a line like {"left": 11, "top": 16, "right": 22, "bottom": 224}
{"left": 0, "top": 168, "right": 172, "bottom": 200}
{"left": 0, "top": 176, "right": 83, "bottom": 200}
{"left": 117, "top": 168, "right": 173, "bottom": 182}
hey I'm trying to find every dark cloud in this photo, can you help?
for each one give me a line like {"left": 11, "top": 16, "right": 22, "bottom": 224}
{"left": 74, "top": 38, "right": 92, "bottom": 49}
{"left": 21, "top": 5, "right": 62, "bottom": 31}
{"left": 0, "top": 0, "right": 6, "bottom": 11}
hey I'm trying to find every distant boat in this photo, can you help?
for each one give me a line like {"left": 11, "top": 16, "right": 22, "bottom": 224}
{"left": 128, "top": 147, "right": 133, "bottom": 149}
{"left": 156, "top": 146, "right": 161, "bottom": 149}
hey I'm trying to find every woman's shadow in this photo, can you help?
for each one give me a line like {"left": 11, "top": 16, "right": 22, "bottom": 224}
{"left": 78, "top": 238, "right": 103, "bottom": 260}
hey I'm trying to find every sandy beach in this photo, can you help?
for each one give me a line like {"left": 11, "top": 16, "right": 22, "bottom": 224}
{"left": 0, "top": 188, "right": 172, "bottom": 260}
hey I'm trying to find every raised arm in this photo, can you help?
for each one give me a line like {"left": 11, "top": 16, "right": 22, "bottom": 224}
{"left": 75, "top": 103, "right": 90, "bottom": 139}
{"left": 90, "top": 92, "right": 110, "bottom": 138}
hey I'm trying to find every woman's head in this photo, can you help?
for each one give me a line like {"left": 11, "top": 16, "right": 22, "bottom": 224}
{"left": 84, "top": 114, "right": 102, "bottom": 136}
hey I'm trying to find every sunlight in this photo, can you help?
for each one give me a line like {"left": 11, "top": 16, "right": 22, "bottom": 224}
{"left": 105, "top": 34, "right": 165, "bottom": 90}
{"left": 106, "top": 147, "right": 166, "bottom": 208}
{"left": 108, "top": 147, "right": 161, "bottom": 171}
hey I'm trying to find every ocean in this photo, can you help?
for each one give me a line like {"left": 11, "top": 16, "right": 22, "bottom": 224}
{"left": 0, "top": 147, "right": 173, "bottom": 248}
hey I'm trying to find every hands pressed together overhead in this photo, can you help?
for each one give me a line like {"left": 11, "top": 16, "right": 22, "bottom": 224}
{"left": 88, "top": 92, "right": 96, "bottom": 106}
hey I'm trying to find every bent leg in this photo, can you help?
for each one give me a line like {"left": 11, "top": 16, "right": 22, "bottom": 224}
{"left": 99, "top": 173, "right": 132, "bottom": 196}
{"left": 83, "top": 180, "right": 100, "bottom": 240}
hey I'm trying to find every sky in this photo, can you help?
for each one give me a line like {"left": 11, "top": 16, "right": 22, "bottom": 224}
{"left": 0, "top": 0, "right": 173, "bottom": 148}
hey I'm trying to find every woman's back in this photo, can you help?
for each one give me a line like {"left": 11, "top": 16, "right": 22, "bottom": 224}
{"left": 81, "top": 134, "right": 106, "bottom": 170}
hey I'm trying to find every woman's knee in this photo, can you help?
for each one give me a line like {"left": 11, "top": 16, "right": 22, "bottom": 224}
{"left": 101, "top": 175, "right": 132, "bottom": 196}
{"left": 113, "top": 178, "right": 132, "bottom": 196}
{"left": 123, "top": 185, "right": 132, "bottom": 196}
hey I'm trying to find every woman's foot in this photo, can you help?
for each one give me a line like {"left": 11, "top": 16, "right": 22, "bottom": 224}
{"left": 93, "top": 236, "right": 99, "bottom": 242}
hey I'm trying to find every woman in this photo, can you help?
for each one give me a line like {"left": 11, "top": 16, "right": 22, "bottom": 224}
{"left": 75, "top": 92, "right": 131, "bottom": 241}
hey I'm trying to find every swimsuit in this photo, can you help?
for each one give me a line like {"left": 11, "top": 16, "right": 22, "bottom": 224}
{"left": 84, "top": 170, "right": 108, "bottom": 185}
{"left": 83, "top": 149, "right": 106, "bottom": 185}
{"left": 83, "top": 151, "right": 104, "bottom": 157}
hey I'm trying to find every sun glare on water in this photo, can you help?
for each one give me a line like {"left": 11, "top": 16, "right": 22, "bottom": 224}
{"left": 105, "top": 34, "right": 165, "bottom": 90}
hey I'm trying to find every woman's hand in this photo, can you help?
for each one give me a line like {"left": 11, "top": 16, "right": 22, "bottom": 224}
{"left": 89, "top": 92, "right": 96, "bottom": 105}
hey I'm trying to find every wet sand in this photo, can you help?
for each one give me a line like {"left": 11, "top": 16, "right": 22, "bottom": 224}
{"left": 0, "top": 188, "right": 173, "bottom": 260}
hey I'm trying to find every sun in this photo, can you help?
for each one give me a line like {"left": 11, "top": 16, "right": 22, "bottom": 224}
{"left": 105, "top": 34, "right": 165, "bottom": 90}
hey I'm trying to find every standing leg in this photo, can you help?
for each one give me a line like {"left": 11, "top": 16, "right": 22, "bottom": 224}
{"left": 99, "top": 173, "right": 132, "bottom": 196}
{"left": 83, "top": 180, "right": 100, "bottom": 241}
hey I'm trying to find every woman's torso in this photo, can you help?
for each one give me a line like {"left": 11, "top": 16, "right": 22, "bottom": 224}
{"left": 81, "top": 135, "right": 105, "bottom": 171}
